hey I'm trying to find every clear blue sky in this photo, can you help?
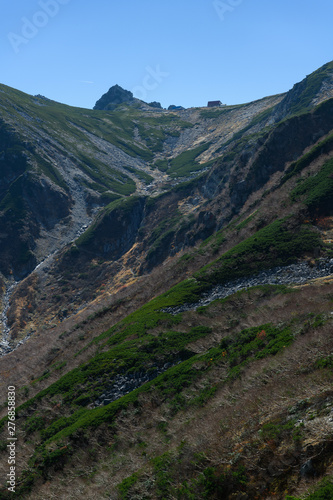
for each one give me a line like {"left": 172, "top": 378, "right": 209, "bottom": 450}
{"left": 2, "top": 0, "right": 333, "bottom": 109}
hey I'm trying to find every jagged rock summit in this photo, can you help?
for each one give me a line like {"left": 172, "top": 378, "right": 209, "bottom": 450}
{"left": 93, "top": 84, "right": 134, "bottom": 110}
{"left": 93, "top": 84, "right": 163, "bottom": 110}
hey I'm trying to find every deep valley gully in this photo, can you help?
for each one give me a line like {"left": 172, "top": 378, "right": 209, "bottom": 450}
{"left": 0, "top": 219, "right": 94, "bottom": 356}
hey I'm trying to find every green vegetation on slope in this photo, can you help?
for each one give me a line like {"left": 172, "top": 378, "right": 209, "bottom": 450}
{"left": 155, "top": 143, "right": 211, "bottom": 178}
{"left": 0, "top": 65, "right": 333, "bottom": 498}
{"left": 0, "top": 121, "right": 29, "bottom": 186}
{"left": 7, "top": 300, "right": 328, "bottom": 497}
{"left": 196, "top": 218, "right": 321, "bottom": 285}
{"left": 291, "top": 157, "right": 333, "bottom": 215}
{"left": 199, "top": 107, "right": 234, "bottom": 119}
{"left": 287, "top": 61, "right": 333, "bottom": 116}
{"left": 122, "top": 165, "right": 154, "bottom": 184}
{"left": 2, "top": 213, "right": 322, "bottom": 435}
{"left": 0, "top": 175, "right": 26, "bottom": 221}
{"left": 12, "top": 318, "right": 300, "bottom": 464}
{"left": 0, "top": 84, "right": 196, "bottom": 195}
{"left": 287, "top": 477, "right": 333, "bottom": 500}
{"left": 281, "top": 131, "right": 333, "bottom": 185}
{"left": 75, "top": 195, "right": 144, "bottom": 249}
{"left": 0, "top": 199, "right": 329, "bottom": 495}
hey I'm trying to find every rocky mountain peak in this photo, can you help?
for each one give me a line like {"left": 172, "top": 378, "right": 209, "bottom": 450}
{"left": 93, "top": 84, "right": 134, "bottom": 110}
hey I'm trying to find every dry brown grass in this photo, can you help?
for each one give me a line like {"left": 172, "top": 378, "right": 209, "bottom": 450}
{"left": 1, "top": 278, "right": 330, "bottom": 499}
{"left": 1, "top": 128, "right": 333, "bottom": 498}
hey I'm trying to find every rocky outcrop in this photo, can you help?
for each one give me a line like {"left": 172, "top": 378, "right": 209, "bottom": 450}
{"left": 163, "top": 258, "right": 333, "bottom": 315}
{"left": 235, "top": 98, "right": 333, "bottom": 207}
{"left": 148, "top": 101, "right": 162, "bottom": 109}
{"left": 270, "top": 60, "right": 333, "bottom": 122}
{"left": 75, "top": 196, "right": 146, "bottom": 260}
{"left": 0, "top": 172, "right": 71, "bottom": 279}
{"left": 22, "top": 174, "right": 71, "bottom": 230}
{"left": 92, "top": 362, "right": 179, "bottom": 408}
{"left": 93, "top": 84, "right": 134, "bottom": 111}
{"left": 0, "top": 120, "right": 30, "bottom": 197}
{"left": 199, "top": 97, "right": 333, "bottom": 223}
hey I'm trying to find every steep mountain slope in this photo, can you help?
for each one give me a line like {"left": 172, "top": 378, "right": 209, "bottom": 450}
{"left": 0, "top": 83, "right": 284, "bottom": 282}
{"left": 0, "top": 62, "right": 333, "bottom": 499}
{"left": 0, "top": 86, "right": 286, "bottom": 348}
{"left": 2, "top": 62, "right": 333, "bottom": 350}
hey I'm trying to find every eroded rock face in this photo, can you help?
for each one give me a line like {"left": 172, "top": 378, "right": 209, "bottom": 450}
{"left": 0, "top": 121, "right": 30, "bottom": 195}
{"left": 271, "top": 61, "right": 333, "bottom": 122}
{"left": 75, "top": 196, "right": 146, "bottom": 260}
{"left": 0, "top": 173, "right": 72, "bottom": 279}
{"left": 200, "top": 97, "right": 333, "bottom": 220}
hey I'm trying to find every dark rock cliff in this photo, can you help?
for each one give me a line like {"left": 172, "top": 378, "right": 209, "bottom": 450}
{"left": 93, "top": 84, "right": 134, "bottom": 111}
{"left": 74, "top": 196, "right": 146, "bottom": 261}
{"left": 200, "top": 98, "right": 333, "bottom": 222}
{"left": 0, "top": 173, "right": 72, "bottom": 279}
{"left": 271, "top": 60, "right": 333, "bottom": 121}
{"left": 0, "top": 121, "right": 72, "bottom": 278}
